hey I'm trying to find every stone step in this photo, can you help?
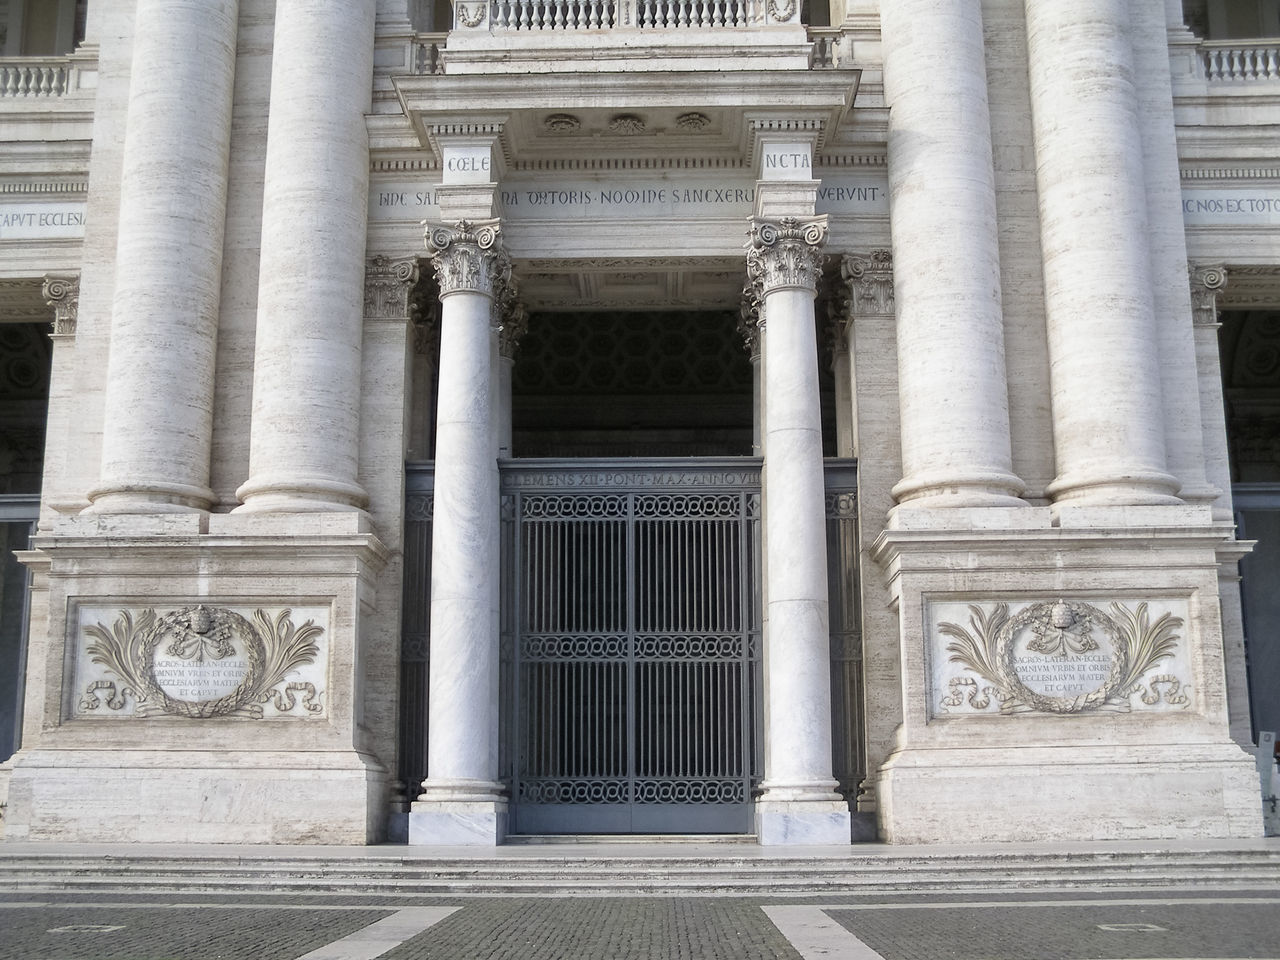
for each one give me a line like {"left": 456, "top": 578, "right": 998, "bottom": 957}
{"left": 2, "top": 846, "right": 1280, "bottom": 896}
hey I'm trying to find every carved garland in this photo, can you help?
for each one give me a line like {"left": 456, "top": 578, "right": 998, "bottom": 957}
{"left": 80, "top": 605, "right": 324, "bottom": 719}
{"left": 938, "top": 599, "right": 1188, "bottom": 715}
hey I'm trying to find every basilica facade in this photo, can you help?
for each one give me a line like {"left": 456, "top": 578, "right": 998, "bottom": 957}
{"left": 0, "top": 0, "right": 1277, "bottom": 845}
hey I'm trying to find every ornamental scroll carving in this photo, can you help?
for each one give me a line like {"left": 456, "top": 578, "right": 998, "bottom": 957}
{"left": 841, "top": 251, "right": 894, "bottom": 318}
{"left": 425, "top": 219, "right": 510, "bottom": 299}
{"left": 1189, "top": 263, "right": 1228, "bottom": 327}
{"left": 746, "top": 216, "right": 827, "bottom": 297}
{"left": 364, "top": 255, "right": 419, "bottom": 321}
{"left": 72, "top": 603, "right": 329, "bottom": 719}
{"left": 43, "top": 273, "right": 80, "bottom": 337}
{"left": 931, "top": 598, "right": 1193, "bottom": 716}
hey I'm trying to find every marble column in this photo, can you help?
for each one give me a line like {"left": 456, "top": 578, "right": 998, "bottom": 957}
{"left": 1025, "top": 0, "right": 1181, "bottom": 506}
{"left": 748, "top": 216, "right": 850, "bottom": 846}
{"left": 880, "top": 0, "right": 1025, "bottom": 509}
{"left": 235, "top": 0, "right": 377, "bottom": 513}
{"left": 1131, "top": 0, "right": 1216, "bottom": 506}
{"left": 86, "top": 0, "right": 238, "bottom": 513}
{"left": 410, "top": 219, "right": 509, "bottom": 845}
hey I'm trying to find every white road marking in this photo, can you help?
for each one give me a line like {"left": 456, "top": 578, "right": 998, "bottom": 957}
{"left": 46, "top": 923, "right": 126, "bottom": 932}
{"left": 293, "top": 906, "right": 459, "bottom": 960}
{"left": 762, "top": 905, "right": 887, "bottom": 960}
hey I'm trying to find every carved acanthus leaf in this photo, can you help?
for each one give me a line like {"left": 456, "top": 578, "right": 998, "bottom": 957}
{"left": 745, "top": 216, "right": 827, "bottom": 296}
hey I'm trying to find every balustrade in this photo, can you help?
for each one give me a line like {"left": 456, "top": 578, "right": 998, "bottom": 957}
{"left": 0, "top": 59, "right": 71, "bottom": 98}
{"left": 481, "top": 0, "right": 769, "bottom": 31}
{"left": 1201, "top": 40, "right": 1280, "bottom": 80}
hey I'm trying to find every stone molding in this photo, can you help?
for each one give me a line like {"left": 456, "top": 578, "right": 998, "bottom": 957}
{"left": 363, "top": 255, "right": 419, "bottom": 321}
{"left": 42, "top": 272, "right": 80, "bottom": 338}
{"left": 745, "top": 216, "right": 827, "bottom": 299}
{"left": 840, "top": 250, "right": 894, "bottom": 318}
{"left": 425, "top": 219, "right": 510, "bottom": 299}
{"left": 1189, "top": 263, "right": 1227, "bottom": 327}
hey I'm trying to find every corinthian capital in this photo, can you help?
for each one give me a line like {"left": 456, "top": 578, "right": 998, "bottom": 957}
{"left": 43, "top": 272, "right": 80, "bottom": 338}
{"left": 364, "top": 255, "right": 419, "bottom": 320}
{"left": 840, "top": 251, "right": 894, "bottom": 318}
{"left": 425, "top": 219, "right": 509, "bottom": 298}
{"left": 1189, "top": 263, "right": 1228, "bottom": 328}
{"left": 745, "top": 216, "right": 827, "bottom": 296}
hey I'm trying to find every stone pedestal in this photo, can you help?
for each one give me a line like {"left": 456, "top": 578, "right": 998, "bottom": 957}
{"left": 871, "top": 510, "right": 1261, "bottom": 843}
{"left": 5, "top": 512, "right": 390, "bottom": 843}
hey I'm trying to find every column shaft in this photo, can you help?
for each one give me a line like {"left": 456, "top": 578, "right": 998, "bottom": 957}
{"left": 236, "top": 0, "right": 377, "bottom": 512}
{"left": 88, "top": 0, "right": 238, "bottom": 513}
{"left": 880, "top": 0, "right": 1023, "bottom": 508}
{"left": 1026, "top": 0, "right": 1181, "bottom": 505}
{"left": 417, "top": 220, "right": 508, "bottom": 808}
{"left": 749, "top": 217, "right": 849, "bottom": 844}
{"left": 1131, "top": 0, "right": 1216, "bottom": 504}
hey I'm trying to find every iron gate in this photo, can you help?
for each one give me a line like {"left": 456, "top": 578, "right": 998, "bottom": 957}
{"left": 503, "top": 459, "right": 762, "bottom": 834}
{"left": 399, "top": 459, "right": 862, "bottom": 835}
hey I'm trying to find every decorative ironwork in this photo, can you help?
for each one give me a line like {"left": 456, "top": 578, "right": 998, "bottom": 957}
{"left": 399, "top": 458, "right": 863, "bottom": 830}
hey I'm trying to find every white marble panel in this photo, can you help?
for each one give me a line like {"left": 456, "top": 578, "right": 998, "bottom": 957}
{"left": 70, "top": 602, "right": 330, "bottom": 720}
{"left": 926, "top": 597, "right": 1196, "bottom": 718}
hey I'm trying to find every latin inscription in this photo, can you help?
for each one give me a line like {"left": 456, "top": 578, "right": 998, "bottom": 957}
{"left": 1012, "top": 652, "right": 1112, "bottom": 698}
{"left": 152, "top": 654, "right": 250, "bottom": 702}
{"left": 1181, "top": 187, "right": 1280, "bottom": 225}
{"left": 368, "top": 175, "right": 889, "bottom": 223}
{"left": 0, "top": 202, "right": 87, "bottom": 240}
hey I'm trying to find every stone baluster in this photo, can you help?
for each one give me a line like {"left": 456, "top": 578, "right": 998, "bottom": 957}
{"left": 1025, "top": 0, "right": 1181, "bottom": 506}
{"left": 879, "top": 0, "right": 1025, "bottom": 509}
{"left": 86, "top": 0, "right": 239, "bottom": 513}
{"left": 410, "top": 219, "right": 510, "bottom": 845}
{"left": 748, "top": 215, "right": 850, "bottom": 846}
{"left": 235, "top": 0, "right": 378, "bottom": 513}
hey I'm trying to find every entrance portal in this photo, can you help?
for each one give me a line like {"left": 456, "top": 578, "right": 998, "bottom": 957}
{"left": 505, "top": 460, "right": 761, "bottom": 834}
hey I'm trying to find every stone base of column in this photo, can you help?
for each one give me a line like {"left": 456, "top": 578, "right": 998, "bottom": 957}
{"left": 4, "top": 749, "right": 388, "bottom": 843}
{"left": 876, "top": 743, "right": 1260, "bottom": 843}
{"left": 755, "top": 798, "right": 852, "bottom": 845}
{"left": 408, "top": 800, "right": 509, "bottom": 846}
{"left": 870, "top": 513, "right": 1260, "bottom": 844}
{"left": 11, "top": 511, "right": 393, "bottom": 844}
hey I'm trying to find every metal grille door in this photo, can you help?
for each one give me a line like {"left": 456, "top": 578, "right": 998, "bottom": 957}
{"left": 504, "top": 460, "right": 762, "bottom": 834}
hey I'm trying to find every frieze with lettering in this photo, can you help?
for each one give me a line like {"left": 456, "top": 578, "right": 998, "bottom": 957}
{"left": 71, "top": 602, "right": 329, "bottom": 719}
{"left": 929, "top": 598, "right": 1193, "bottom": 716}
{"left": 368, "top": 175, "right": 889, "bottom": 224}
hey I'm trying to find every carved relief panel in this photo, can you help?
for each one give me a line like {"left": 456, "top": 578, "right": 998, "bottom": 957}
{"left": 69, "top": 602, "right": 330, "bottom": 720}
{"left": 927, "top": 598, "right": 1195, "bottom": 717}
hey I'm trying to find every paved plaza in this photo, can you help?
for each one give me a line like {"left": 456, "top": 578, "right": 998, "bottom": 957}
{"left": 2, "top": 888, "right": 1279, "bottom": 960}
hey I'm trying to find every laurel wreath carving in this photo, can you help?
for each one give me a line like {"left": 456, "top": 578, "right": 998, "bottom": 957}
{"left": 938, "top": 600, "right": 1188, "bottom": 715}
{"left": 80, "top": 606, "right": 324, "bottom": 719}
